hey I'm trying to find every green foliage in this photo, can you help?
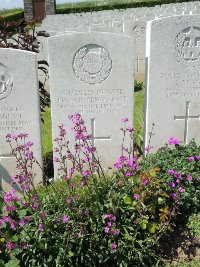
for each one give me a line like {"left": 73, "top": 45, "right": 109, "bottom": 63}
{"left": 134, "top": 89, "right": 144, "bottom": 154}
{"left": 56, "top": 0, "right": 192, "bottom": 14}
{"left": 144, "top": 140, "right": 200, "bottom": 218}
{"left": 134, "top": 80, "right": 144, "bottom": 92}
{"left": 187, "top": 213, "right": 200, "bottom": 238}
{"left": 0, "top": 11, "right": 24, "bottom": 22}
{"left": 41, "top": 108, "right": 52, "bottom": 155}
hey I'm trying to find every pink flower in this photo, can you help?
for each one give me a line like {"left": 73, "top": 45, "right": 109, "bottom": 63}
{"left": 82, "top": 170, "right": 91, "bottom": 177}
{"left": 39, "top": 211, "right": 46, "bottom": 219}
{"left": 6, "top": 241, "right": 17, "bottom": 250}
{"left": 188, "top": 156, "right": 195, "bottom": 162}
{"left": 168, "top": 169, "right": 174, "bottom": 175}
{"left": 179, "top": 187, "right": 184, "bottom": 193}
{"left": 169, "top": 181, "right": 176, "bottom": 188}
{"left": 142, "top": 179, "right": 149, "bottom": 185}
{"left": 196, "top": 154, "right": 200, "bottom": 160}
{"left": 145, "top": 146, "right": 153, "bottom": 153}
{"left": 112, "top": 229, "right": 119, "bottom": 236}
{"left": 38, "top": 224, "right": 43, "bottom": 232}
{"left": 62, "top": 215, "right": 69, "bottom": 223}
{"left": 66, "top": 197, "right": 71, "bottom": 204}
{"left": 111, "top": 242, "right": 118, "bottom": 253}
{"left": 125, "top": 172, "right": 131, "bottom": 177}
{"left": 53, "top": 157, "right": 59, "bottom": 162}
{"left": 174, "top": 172, "right": 181, "bottom": 179}
{"left": 121, "top": 118, "right": 129, "bottom": 123}
{"left": 171, "top": 193, "right": 177, "bottom": 200}
{"left": 133, "top": 194, "right": 140, "bottom": 200}
{"left": 186, "top": 175, "right": 192, "bottom": 181}
{"left": 167, "top": 137, "right": 180, "bottom": 145}
{"left": 104, "top": 226, "right": 110, "bottom": 234}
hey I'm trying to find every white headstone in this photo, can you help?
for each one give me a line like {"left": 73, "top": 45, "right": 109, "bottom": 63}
{"left": 49, "top": 32, "right": 135, "bottom": 174}
{"left": 145, "top": 15, "right": 200, "bottom": 150}
{"left": 0, "top": 49, "right": 42, "bottom": 192}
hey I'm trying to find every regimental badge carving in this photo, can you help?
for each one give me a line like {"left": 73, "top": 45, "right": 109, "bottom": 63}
{"left": 174, "top": 27, "right": 200, "bottom": 67}
{"left": 0, "top": 64, "right": 13, "bottom": 100}
{"left": 73, "top": 44, "right": 112, "bottom": 84}
{"left": 132, "top": 26, "right": 145, "bottom": 39}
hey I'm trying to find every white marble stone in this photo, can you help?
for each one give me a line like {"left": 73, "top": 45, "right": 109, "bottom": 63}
{"left": 0, "top": 49, "right": 42, "bottom": 192}
{"left": 145, "top": 15, "right": 200, "bottom": 150}
{"left": 48, "top": 32, "right": 135, "bottom": 174}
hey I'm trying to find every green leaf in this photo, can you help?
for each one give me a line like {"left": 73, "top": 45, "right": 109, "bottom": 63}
{"left": 0, "top": 260, "right": 5, "bottom": 267}
{"left": 148, "top": 223, "right": 157, "bottom": 234}
{"left": 123, "top": 195, "right": 132, "bottom": 205}
{"left": 5, "top": 258, "right": 20, "bottom": 267}
{"left": 158, "top": 197, "right": 164, "bottom": 204}
{"left": 140, "top": 220, "right": 148, "bottom": 230}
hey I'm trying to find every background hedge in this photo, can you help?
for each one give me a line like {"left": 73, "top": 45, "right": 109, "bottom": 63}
{"left": 56, "top": 0, "right": 194, "bottom": 14}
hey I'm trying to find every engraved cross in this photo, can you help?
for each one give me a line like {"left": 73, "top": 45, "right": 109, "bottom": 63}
{"left": 174, "top": 101, "right": 200, "bottom": 143}
{"left": 90, "top": 118, "right": 111, "bottom": 147}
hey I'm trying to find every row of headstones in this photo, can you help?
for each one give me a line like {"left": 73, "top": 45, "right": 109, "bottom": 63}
{"left": 38, "top": 1, "right": 200, "bottom": 83}
{"left": 1, "top": 14, "right": 200, "bottom": 192}
{"left": 41, "top": 0, "right": 200, "bottom": 30}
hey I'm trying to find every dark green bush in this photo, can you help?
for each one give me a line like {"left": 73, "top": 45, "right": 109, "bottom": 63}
{"left": 57, "top": 0, "right": 192, "bottom": 14}
{"left": 1, "top": 11, "right": 24, "bottom": 22}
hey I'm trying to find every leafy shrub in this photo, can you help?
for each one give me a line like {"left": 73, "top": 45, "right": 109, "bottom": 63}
{"left": 0, "top": 115, "right": 184, "bottom": 267}
{"left": 134, "top": 80, "right": 144, "bottom": 92}
{"left": 144, "top": 138, "right": 200, "bottom": 219}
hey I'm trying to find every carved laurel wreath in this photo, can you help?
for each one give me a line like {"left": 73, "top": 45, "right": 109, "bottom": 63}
{"left": 0, "top": 64, "right": 13, "bottom": 100}
{"left": 73, "top": 44, "right": 112, "bottom": 85}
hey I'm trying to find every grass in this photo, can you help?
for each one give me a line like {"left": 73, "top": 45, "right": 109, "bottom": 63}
{"left": 41, "top": 88, "right": 145, "bottom": 156}
{"left": 41, "top": 108, "right": 52, "bottom": 155}
{"left": 0, "top": 8, "right": 23, "bottom": 16}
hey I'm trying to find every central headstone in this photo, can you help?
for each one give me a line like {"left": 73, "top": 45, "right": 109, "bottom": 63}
{"left": 48, "top": 32, "right": 135, "bottom": 174}
{"left": 144, "top": 15, "right": 200, "bottom": 150}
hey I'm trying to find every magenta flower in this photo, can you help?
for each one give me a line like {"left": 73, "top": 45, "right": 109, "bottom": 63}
{"left": 103, "top": 214, "right": 116, "bottom": 221}
{"left": 169, "top": 181, "right": 176, "bottom": 188}
{"left": 168, "top": 169, "right": 174, "bottom": 175}
{"left": 167, "top": 137, "right": 180, "bottom": 145}
{"left": 133, "top": 194, "right": 140, "bottom": 200}
{"left": 171, "top": 193, "right": 177, "bottom": 200}
{"left": 62, "top": 215, "right": 69, "bottom": 223}
{"left": 145, "top": 146, "right": 153, "bottom": 153}
{"left": 6, "top": 241, "right": 17, "bottom": 250}
{"left": 66, "top": 197, "right": 71, "bottom": 204}
{"left": 174, "top": 172, "right": 181, "bottom": 179}
{"left": 82, "top": 170, "right": 91, "bottom": 177}
{"left": 39, "top": 211, "right": 46, "bottom": 219}
{"left": 112, "top": 229, "right": 119, "bottom": 236}
{"left": 179, "top": 187, "right": 184, "bottom": 193}
{"left": 111, "top": 242, "right": 118, "bottom": 253}
{"left": 38, "top": 224, "right": 44, "bottom": 232}
{"left": 186, "top": 175, "right": 192, "bottom": 181}
{"left": 125, "top": 172, "right": 131, "bottom": 177}
{"left": 121, "top": 118, "right": 129, "bottom": 123}
{"left": 196, "top": 154, "right": 200, "bottom": 160}
{"left": 188, "top": 156, "right": 195, "bottom": 162}
{"left": 104, "top": 226, "right": 110, "bottom": 234}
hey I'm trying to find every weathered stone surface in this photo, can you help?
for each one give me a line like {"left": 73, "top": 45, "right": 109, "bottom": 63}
{"left": 0, "top": 49, "right": 42, "bottom": 192}
{"left": 144, "top": 15, "right": 200, "bottom": 150}
{"left": 48, "top": 32, "right": 135, "bottom": 174}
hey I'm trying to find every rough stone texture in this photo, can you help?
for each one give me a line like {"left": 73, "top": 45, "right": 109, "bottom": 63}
{"left": 48, "top": 32, "right": 135, "bottom": 175}
{"left": 46, "top": 0, "right": 56, "bottom": 16}
{"left": 0, "top": 49, "right": 42, "bottom": 192}
{"left": 24, "top": 0, "right": 33, "bottom": 21}
{"left": 144, "top": 15, "right": 200, "bottom": 151}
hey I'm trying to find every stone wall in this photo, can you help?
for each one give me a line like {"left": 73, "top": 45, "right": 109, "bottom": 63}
{"left": 24, "top": 0, "right": 34, "bottom": 21}
{"left": 46, "top": 0, "right": 56, "bottom": 16}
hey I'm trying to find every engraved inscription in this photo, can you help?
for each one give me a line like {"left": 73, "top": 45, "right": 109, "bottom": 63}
{"left": 132, "top": 26, "right": 145, "bottom": 39}
{"left": 73, "top": 44, "right": 112, "bottom": 85}
{"left": 0, "top": 106, "right": 31, "bottom": 132}
{"left": 159, "top": 71, "right": 200, "bottom": 98}
{"left": 0, "top": 64, "right": 13, "bottom": 100}
{"left": 57, "top": 88, "right": 127, "bottom": 114}
{"left": 174, "top": 27, "right": 200, "bottom": 67}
